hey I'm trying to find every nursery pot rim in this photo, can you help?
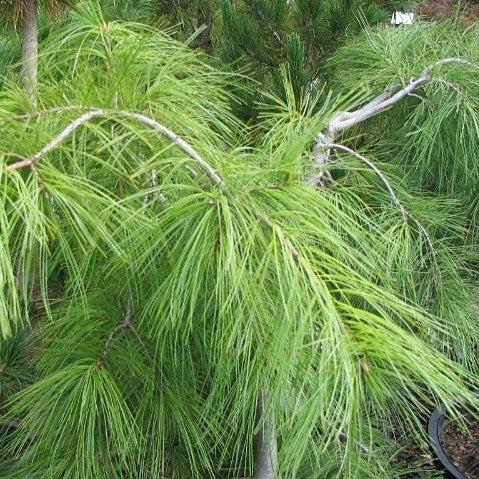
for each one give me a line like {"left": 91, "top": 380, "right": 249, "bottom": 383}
{"left": 428, "top": 390, "right": 479, "bottom": 479}
{"left": 428, "top": 407, "right": 469, "bottom": 479}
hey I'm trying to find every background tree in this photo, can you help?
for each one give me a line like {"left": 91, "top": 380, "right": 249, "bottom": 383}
{"left": 99, "top": 0, "right": 216, "bottom": 47}
{"left": 0, "top": 0, "right": 76, "bottom": 102}
{"left": 214, "top": 0, "right": 406, "bottom": 120}
{"left": 97, "top": 0, "right": 409, "bottom": 120}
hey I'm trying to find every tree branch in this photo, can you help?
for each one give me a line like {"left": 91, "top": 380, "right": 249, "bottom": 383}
{"left": 13, "top": 105, "right": 88, "bottom": 120}
{"left": 6, "top": 106, "right": 306, "bottom": 278}
{"left": 126, "top": 111, "right": 226, "bottom": 192}
{"left": 422, "top": 57, "right": 477, "bottom": 74}
{"left": 325, "top": 57, "right": 477, "bottom": 136}
{"left": 7, "top": 110, "right": 106, "bottom": 171}
{"left": 323, "top": 143, "right": 408, "bottom": 221}
{"left": 5, "top": 109, "right": 227, "bottom": 193}
{"left": 309, "top": 56, "right": 477, "bottom": 221}
{"left": 321, "top": 143, "right": 437, "bottom": 256}
{"left": 330, "top": 77, "right": 428, "bottom": 133}
{"left": 95, "top": 301, "right": 148, "bottom": 368}
{"left": 0, "top": 152, "right": 30, "bottom": 164}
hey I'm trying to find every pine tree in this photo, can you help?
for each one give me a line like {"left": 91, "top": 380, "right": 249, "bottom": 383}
{"left": 215, "top": 0, "right": 404, "bottom": 119}
{"left": 0, "top": 3, "right": 478, "bottom": 478}
{"left": 99, "top": 0, "right": 216, "bottom": 47}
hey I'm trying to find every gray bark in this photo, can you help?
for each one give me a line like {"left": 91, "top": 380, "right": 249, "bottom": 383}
{"left": 308, "top": 57, "right": 477, "bottom": 184}
{"left": 22, "top": 0, "right": 38, "bottom": 104}
{"left": 253, "top": 389, "right": 278, "bottom": 479}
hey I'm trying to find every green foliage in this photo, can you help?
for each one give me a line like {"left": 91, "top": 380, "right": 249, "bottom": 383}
{"left": 0, "top": 34, "right": 17, "bottom": 82}
{"left": 328, "top": 21, "right": 479, "bottom": 230}
{"left": 95, "top": 0, "right": 405, "bottom": 120}
{"left": 215, "top": 0, "right": 404, "bottom": 119}
{"left": 0, "top": 2, "right": 478, "bottom": 478}
{"left": 0, "top": 0, "right": 76, "bottom": 25}
{"left": 322, "top": 21, "right": 479, "bottom": 371}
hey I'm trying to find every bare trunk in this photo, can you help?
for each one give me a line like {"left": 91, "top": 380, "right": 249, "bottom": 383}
{"left": 22, "top": 0, "right": 38, "bottom": 104}
{"left": 253, "top": 389, "right": 278, "bottom": 479}
{"left": 308, "top": 130, "right": 336, "bottom": 186}
{"left": 196, "top": 8, "right": 213, "bottom": 51}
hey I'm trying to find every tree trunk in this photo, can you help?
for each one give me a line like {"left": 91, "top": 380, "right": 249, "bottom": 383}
{"left": 253, "top": 389, "right": 278, "bottom": 479}
{"left": 22, "top": 0, "right": 38, "bottom": 104}
{"left": 196, "top": 7, "right": 213, "bottom": 52}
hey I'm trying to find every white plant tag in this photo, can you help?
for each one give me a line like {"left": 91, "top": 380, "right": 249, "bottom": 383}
{"left": 391, "top": 12, "right": 415, "bottom": 25}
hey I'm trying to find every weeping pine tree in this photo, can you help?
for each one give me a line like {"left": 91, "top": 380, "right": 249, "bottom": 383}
{"left": 0, "top": 3, "right": 478, "bottom": 478}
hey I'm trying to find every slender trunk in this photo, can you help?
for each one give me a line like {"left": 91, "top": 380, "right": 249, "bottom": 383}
{"left": 22, "top": 0, "right": 38, "bottom": 104}
{"left": 19, "top": 0, "right": 39, "bottom": 353}
{"left": 253, "top": 389, "right": 278, "bottom": 479}
{"left": 196, "top": 8, "right": 213, "bottom": 52}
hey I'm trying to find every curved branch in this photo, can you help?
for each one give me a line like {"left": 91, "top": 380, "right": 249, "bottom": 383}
{"left": 6, "top": 107, "right": 305, "bottom": 266}
{"left": 0, "top": 152, "right": 30, "bottom": 163}
{"left": 8, "top": 110, "right": 107, "bottom": 171}
{"left": 331, "top": 77, "right": 428, "bottom": 132}
{"left": 323, "top": 143, "right": 408, "bottom": 221}
{"left": 312, "top": 57, "right": 478, "bottom": 245}
{"left": 126, "top": 111, "right": 226, "bottom": 191}
{"left": 422, "top": 57, "right": 477, "bottom": 75}
{"left": 327, "top": 57, "right": 477, "bottom": 135}
{"left": 6, "top": 109, "right": 227, "bottom": 193}
{"left": 322, "top": 143, "right": 436, "bottom": 256}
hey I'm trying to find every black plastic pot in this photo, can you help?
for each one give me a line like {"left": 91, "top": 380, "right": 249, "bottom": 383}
{"left": 428, "top": 407, "right": 468, "bottom": 479}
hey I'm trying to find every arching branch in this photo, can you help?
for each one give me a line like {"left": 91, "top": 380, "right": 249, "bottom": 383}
{"left": 13, "top": 105, "right": 87, "bottom": 120}
{"left": 5, "top": 109, "right": 227, "bottom": 193}
{"left": 323, "top": 143, "right": 408, "bottom": 221}
{"left": 309, "top": 57, "right": 478, "bottom": 185}
{"left": 7, "top": 110, "right": 106, "bottom": 171}
{"left": 328, "top": 57, "right": 476, "bottom": 135}
{"left": 322, "top": 143, "right": 436, "bottom": 256}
